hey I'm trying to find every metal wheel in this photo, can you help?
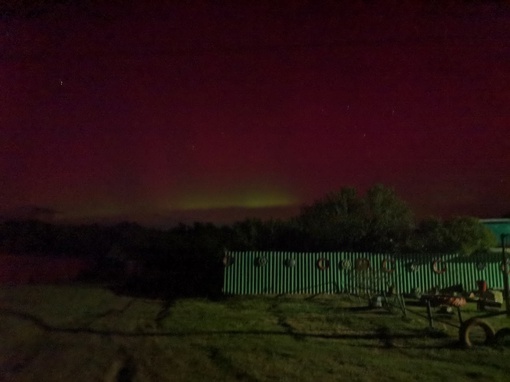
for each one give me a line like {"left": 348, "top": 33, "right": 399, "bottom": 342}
{"left": 459, "top": 317, "right": 495, "bottom": 348}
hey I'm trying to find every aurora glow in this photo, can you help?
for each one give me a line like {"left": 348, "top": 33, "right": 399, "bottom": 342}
{"left": 174, "top": 189, "right": 299, "bottom": 210}
{"left": 2, "top": 1, "right": 510, "bottom": 225}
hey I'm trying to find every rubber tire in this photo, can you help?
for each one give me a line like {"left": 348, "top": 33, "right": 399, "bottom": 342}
{"left": 341, "top": 260, "right": 351, "bottom": 270}
{"left": 459, "top": 318, "right": 495, "bottom": 348}
{"left": 256, "top": 257, "right": 267, "bottom": 267}
{"left": 284, "top": 258, "right": 296, "bottom": 267}
{"left": 432, "top": 260, "right": 446, "bottom": 274}
{"left": 223, "top": 256, "right": 234, "bottom": 267}
{"left": 381, "top": 258, "right": 395, "bottom": 273}
{"left": 317, "top": 258, "right": 330, "bottom": 270}
{"left": 494, "top": 327, "right": 510, "bottom": 346}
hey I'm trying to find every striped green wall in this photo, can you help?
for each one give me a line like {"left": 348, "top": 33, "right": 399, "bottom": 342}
{"left": 223, "top": 251, "right": 509, "bottom": 295}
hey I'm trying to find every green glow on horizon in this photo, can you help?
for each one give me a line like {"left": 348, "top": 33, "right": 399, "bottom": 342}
{"left": 47, "top": 186, "right": 300, "bottom": 220}
{"left": 173, "top": 189, "right": 299, "bottom": 210}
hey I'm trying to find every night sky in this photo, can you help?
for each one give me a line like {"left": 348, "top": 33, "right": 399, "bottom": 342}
{"left": 1, "top": 1, "right": 510, "bottom": 226}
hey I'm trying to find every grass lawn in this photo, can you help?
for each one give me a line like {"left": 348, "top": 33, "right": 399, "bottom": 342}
{"left": 1, "top": 284, "right": 510, "bottom": 381}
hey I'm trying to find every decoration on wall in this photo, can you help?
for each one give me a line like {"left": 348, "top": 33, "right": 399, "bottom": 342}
{"left": 501, "top": 259, "right": 510, "bottom": 274}
{"left": 355, "top": 258, "right": 370, "bottom": 271}
{"left": 223, "top": 255, "right": 234, "bottom": 267}
{"left": 255, "top": 256, "right": 268, "bottom": 266}
{"left": 432, "top": 259, "right": 447, "bottom": 274}
{"left": 408, "top": 262, "right": 418, "bottom": 272}
{"left": 381, "top": 258, "right": 395, "bottom": 273}
{"left": 317, "top": 258, "right": 330, "bottom": 270}
{"left": 340, "top": 259, "right": 352, "bottom": 270}
{"left": 284, "top": 258, "right": 296, "bottom": 267}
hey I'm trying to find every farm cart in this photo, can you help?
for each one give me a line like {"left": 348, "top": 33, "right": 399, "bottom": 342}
{"left": 456, "top": 234, "right": 510, "bottom": 348}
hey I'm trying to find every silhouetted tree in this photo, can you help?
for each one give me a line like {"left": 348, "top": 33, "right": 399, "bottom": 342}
{"left": 410, "top": 216, "right": 497, "bottom": 255}
{"left": 444, "top": 216, "right": 497, "bottom": 255}
{"left": 298, "top": 187, "right": 366, "bottom": 250}
{"left": 362, "top": 184, "right": 413, "bottom": 252}
{"left": 297, "top": 185, "right": 413, "bottom": 252}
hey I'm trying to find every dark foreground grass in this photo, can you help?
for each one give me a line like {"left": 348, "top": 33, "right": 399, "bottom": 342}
{"left": 1, "top": 285, "right": 509, "bottom": 381}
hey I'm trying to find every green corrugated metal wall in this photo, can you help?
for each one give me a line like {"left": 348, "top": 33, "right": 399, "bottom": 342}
{"left": 223, "top": 251, "right": 508, "bottom": 295}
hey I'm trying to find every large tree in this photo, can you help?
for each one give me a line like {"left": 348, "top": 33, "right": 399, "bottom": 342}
{"left": 362, "top": 184, "right": 414, "bottom": 251}
{"left": 411, "top": 216, "right": 497, "bottom": 255}
{"left": 298, "top": 187, "right": 365, "bottom": 250}
{"left": 297, "top": 185, "right": 413, "bottom": 251}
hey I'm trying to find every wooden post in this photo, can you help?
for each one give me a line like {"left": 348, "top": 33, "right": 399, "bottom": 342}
{"left": 501, "top": 235, "right": 510, "bottom": 317}
{"left": 399, "top": 294, "right": 407, "bottom": 318}
{"left": 426, "top": 299, "right": 433, "bottom": 328}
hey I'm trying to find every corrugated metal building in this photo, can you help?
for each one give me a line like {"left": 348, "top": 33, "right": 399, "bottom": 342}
{"left": 223, "top": 251, "right": 509, "bottom": 295}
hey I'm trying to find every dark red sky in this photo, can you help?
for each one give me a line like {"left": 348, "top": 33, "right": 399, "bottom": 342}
{"left": 1, "top": 1, "right": 510, "bottom": 226}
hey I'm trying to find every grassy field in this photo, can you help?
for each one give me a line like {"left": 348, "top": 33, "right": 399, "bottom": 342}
{"left": 1, "top": 285, "right": 510, "bottom": 381}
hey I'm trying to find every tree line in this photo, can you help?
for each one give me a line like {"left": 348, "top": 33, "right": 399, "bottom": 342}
{"left": 0, "top": 185, "right": 497, "bottom": 262}
{"left": 0, "top": 185, "right": 497, "bottom": 297}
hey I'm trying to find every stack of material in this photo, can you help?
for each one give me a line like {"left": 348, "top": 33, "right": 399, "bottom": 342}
{"left": 482, "top": 290, "right": 503, "bottom": 304}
